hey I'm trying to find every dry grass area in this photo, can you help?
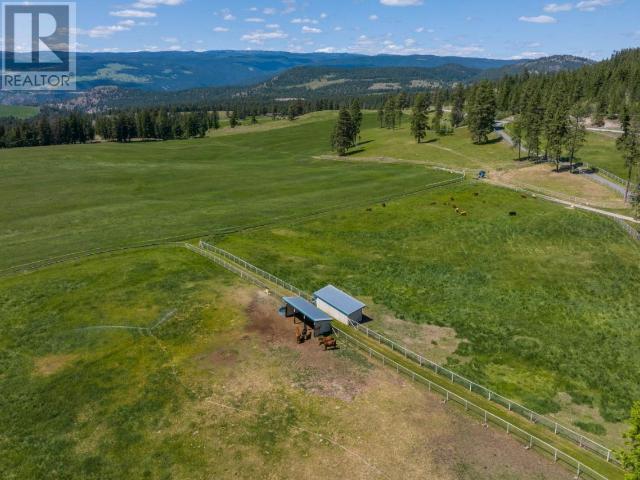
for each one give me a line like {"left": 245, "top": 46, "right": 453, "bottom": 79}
{"left": 494, "top": 164, "right": 626, "bottom": 208}
{"left": 33, "top": 354, "right": 79, "bottom": 377}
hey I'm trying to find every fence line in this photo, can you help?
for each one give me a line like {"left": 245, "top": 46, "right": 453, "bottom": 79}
{"left": 195, "top": 240, "right": 618, "bottom": 467}
{"left": 332, "top": 327, "right": 609, "bottom": 480}
{"left": 615, "top": 219, "right": 640, "bottom": 242}
{"left": 345, "top": 319, "right": 618, "bottom": 465}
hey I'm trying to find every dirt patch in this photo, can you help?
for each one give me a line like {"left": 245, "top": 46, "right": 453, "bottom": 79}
{"left": 367, "top": 307, "right": 462, "bottom": 365}
{"left": 244, "top": 289, "right": 373, "bottom": 401}
{"left": 33, "top": 354, "right": 78, "bottom": 376}
{"left": 494, "top": 164, "right": 625, "bottom": 208}
{"left": 196, "top": 348, "right": 239, "bottom": 368}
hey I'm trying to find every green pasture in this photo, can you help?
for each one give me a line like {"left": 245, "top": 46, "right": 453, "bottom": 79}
{"left": 217, "top": 180, "right": 640, "bottom": 434}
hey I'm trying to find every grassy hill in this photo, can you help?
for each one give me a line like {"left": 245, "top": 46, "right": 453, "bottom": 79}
{"left": 0, "top": 111, "right": 637, "bottom": 478}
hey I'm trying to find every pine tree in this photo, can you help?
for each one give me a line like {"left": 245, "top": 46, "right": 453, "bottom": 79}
{"left": 466, "top": 81, "right": 497, "bottom": 145}
{"left": 349, "top": 100, "right": 363, "bottom": 145}
{"left": 544, "top": 83, "right": 571, "bottom": 171}
{"left": 617, "top": 106, "right": 640, "bottom": 203}
{"left": 522, "top": 86, "right": 545, "bottom": 159}
{"left": 377, "top": 106, "right": 384, "bottom": 128}
{"left": 331, "top": 108, "right": 355, "bottom": 156}
{"left": 451, "top": 84, "right": 465, "bottom": 127}
{"left": 511, "top": 117, "right": 524, "bottom": 160}
{"left": 384, "top": 97, "right": 397, "bottom": 130}
{"left": 410, "top": 93, "right": 429, "bottom": 143}
{"left": 229, "top": 111, "right": 238, "bottom": 128}
{"left": 566, "top": 105, "right": 587, "bottom": 168}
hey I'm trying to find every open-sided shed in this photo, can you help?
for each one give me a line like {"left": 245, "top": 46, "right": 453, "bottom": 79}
{"left": 314, "top": 285, "right": 366, "bottom": 325}
{"left": 280, "top": 296, "right": 333, "bottom": 337}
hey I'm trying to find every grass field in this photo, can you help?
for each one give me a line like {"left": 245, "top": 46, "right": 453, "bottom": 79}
{"left": 0, "top": 247, "right": 572, "bottom": 480}
{"left": 579, "top": 132, "right": 630, "bottom": 180}
{"left": 0, "top": 111, "right": 454, "bottom": 271}
{"left": 0, "top": 105, "right": 40, "bottom": 119}
{"left": 1, "top": 110, "right": 638, "bottom": 476}
{"left": 351, "top": 113, "right": 518, "bottom": 171}
{"left": 217, "top": 180, "right": 640, "bottom": 443}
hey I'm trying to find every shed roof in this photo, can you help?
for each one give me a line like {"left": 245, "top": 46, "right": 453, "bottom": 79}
{"left": 313, "top": 285, "right": 366, "bottom": 316}
{"left": 282, "top": 296, "right": 332, "bottom": 323}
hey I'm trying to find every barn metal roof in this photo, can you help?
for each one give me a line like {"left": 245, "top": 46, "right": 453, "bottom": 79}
{"left": 282, "top": 296, "right": 332, "bottom": 323}
{"left": 313, "top": 285, "right": 366, "bottom": 316}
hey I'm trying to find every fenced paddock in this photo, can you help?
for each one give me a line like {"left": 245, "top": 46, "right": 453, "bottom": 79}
{"left": 345, "top": 320, "right": 619, "bottom": 466}
{"left": 332, "top": 327, "right": 609, "bottom": 480}
{"left": 187, "top": 241, "right": 623, "bottom": 480}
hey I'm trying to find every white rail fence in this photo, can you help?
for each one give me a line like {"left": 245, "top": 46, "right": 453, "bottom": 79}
{"left": 332, "top": 327, "right": 609, "bottom": 480}
{"left": 346, "top": 320, "right": 618, "bottom": 466}
{"left": 187, "top": 241, "right": 620, "bottom": 477}
{"left": 615, "top": 219, "right": 640, "bottom": 242}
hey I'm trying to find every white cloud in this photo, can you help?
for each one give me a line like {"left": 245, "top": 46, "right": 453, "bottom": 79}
{"left": 415, "top": 27, "right": 424, "bottom": 32}
{"left": 315, "top": 46, "right": 335, "bottom": 53}
{"left": 132, "top": 0, "right": 184, "bottom": 8}
{"left": 110, "top": 9, "right": 157, "bottom": 18}
{"left": 266, "top": 23, "right": 280, "bottom": 29}
{"left": 86, "top": 20, "right": 136, "bottom": 38}
{"left": 263, "top": 7, "right": 277, "bottom": 15}
{"left": 302, "top": 26, "right": 322, "bottom": 33}
{"left": 334, "top": 26, "right": 343, "bottom": 31}
{"left": 369, "top": 14, "right": 379, "bottom": 21}
{"left": 291, "top": 17, "right": 318, "bottom": 24}
{"left": 245, "top": 17, "right": 265, "bottom": 23}
{"left": 510, "top": 51, "right": 548, "bottom": 59}
{"left": 543, "top": 3, "right": 574, "bottom": 12}
{"left": 241, "top": 30, "right": 288, "bottom": 44}
{"left": 380, "top": 0, "right": 423, "bottom": 5}
{"left": 576, "top": 0, "right": 617, "bottom": 11}
{"left": 519, "top": 15, "right": 558, "bottom": 23}
{"left": 320, "top": 13, "right": 328, "bottom": 19}
{"left": 223, "top": 14, "right": 236, "bottom": 21}
{"left": 213, "top": 27, "right": 229, "bottom": 32}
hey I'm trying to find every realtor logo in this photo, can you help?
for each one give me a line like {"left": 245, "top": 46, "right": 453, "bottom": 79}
{"left": 2, "top": 2, "right": 76, "bottom": 91}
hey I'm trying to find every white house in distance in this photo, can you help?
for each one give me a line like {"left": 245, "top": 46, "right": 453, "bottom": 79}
{"left": 313, "top": 285, "right": 366, "bottom": 325}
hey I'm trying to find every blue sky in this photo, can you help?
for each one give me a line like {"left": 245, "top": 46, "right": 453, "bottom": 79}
{"left": 75, "top": 0, "right": 640, "bottom": 59}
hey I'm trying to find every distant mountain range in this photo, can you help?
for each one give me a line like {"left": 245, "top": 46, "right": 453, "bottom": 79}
{"left": 0, "top": 50, "right": 594, "bottom": 109}
{"left": 70, "top": 50, "right": 517, "bottom": 92}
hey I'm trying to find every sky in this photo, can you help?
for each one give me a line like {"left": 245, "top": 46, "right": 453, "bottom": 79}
{"left": 73, "top": 0, "right": 640, "bottom": 60}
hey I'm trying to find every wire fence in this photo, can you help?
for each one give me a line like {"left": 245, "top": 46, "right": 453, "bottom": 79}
{"left": 332, "top": 327, "right": 609, "bottom": 480}
{"left": 197, "top": 241, "right": 311, "bottom": 299}
{"left": 345, "top": 320, "right": 618, "bottom": 466}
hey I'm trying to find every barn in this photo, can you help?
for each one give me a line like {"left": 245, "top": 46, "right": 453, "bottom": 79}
{"left": 280, "top": 296, "right": 333, "bottom": 337}
{"left": 313, "top": 285, "right": 366, "bottom": 325}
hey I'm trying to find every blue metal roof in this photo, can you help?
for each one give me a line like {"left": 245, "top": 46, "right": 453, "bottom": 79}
{"left": 282, "top": 296, "right": 332, "bottom": 323}
{"left": 313, "top": 285, "right": 366, "bottom": 316}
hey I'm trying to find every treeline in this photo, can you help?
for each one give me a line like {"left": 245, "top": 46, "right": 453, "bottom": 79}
{"left": 0, "top": 101, "right": 325, "bottom": 148}
{"left": 94, "top": 109, "right": 219, "bottom": 142}
{"left": 495, "top": 49, "right": 640, "bottom": 120}
{"left": 0, "top": 112, "right": 95, "bottom": 148}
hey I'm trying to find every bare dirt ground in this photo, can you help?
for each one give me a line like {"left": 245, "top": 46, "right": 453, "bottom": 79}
{"left": 187, "top": 287, "right": 572, "bottom": 480}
